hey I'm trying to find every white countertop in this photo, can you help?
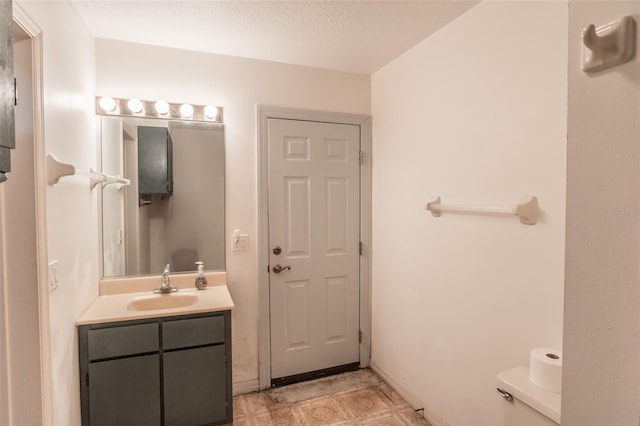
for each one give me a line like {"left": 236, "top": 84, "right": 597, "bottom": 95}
{"left": 77, "top": 284, "right": 234, "bottom": 326}
{"left": 497, "top": 365, "right": 561, "bottom": 424}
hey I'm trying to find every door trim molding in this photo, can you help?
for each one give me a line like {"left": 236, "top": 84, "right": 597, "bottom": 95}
{"left": 256, "top": 105, "right": 372, "bottom": 390}
{"left": 11, "top": 5, "right": 52, "bottom": 425}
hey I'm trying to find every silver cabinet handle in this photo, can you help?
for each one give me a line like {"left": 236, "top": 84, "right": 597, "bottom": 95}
{"left": 272, "top": 264, "right": 292, "bottom": 274}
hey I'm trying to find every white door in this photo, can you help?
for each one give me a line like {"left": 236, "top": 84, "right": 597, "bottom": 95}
{"left": 268, "top": 118, "right": 361, "bottom": 381}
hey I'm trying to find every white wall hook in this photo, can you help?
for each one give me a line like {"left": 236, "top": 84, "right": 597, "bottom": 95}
{"left": 582, "top": 16, "right": 636, "bottom": 73}
{"left": 47, "top": 155, "right": 130, "bottom": 190}
{"left": 46, "top": 154, "right": 76, "bottom": 185}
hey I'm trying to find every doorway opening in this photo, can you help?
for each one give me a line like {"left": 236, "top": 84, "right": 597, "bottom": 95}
{"left": 257, "top": 106, "right": 372, "bottom": 390}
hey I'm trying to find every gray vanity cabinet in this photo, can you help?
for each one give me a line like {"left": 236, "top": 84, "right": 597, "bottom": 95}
{"left": 85, "top": 322, "right": 161, "bottom": 426}
{"left": 162, "top": 316, "right": 228, "bottom": 426}
{"left": 78, "top": 311, "right": 232, "bottom": 426}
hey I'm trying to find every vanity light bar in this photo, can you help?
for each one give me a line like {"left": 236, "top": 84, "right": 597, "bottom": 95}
{"left": 95, "top": 96, "right": 223, "bottom": 123}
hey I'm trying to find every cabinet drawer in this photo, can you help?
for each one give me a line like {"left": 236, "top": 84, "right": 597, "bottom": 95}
{"left": 88, "top": 323, "right": 159, "bottom": 361}
{"left": 162, "top": 315, "right": 225, "bottom": 350}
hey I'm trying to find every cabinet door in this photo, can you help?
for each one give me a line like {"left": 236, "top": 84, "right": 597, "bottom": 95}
{"left": 163, "top": 345, "right": 227, "bottom": 426}
{"left": 0, "top": 0, "right": 15, "bottom": 150}
{"left": 0, "top": 146, "right": 10, "bottom": 173}
{"left": 138, "top": 126, "right": 173, "bottom": 195}
{"left": 88, "top": 354, "right": 161, "bottom": 426}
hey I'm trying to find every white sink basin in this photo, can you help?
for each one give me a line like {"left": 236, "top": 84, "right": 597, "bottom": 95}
{"left": 127, "top": 293, "right": 199, "bottom": 311}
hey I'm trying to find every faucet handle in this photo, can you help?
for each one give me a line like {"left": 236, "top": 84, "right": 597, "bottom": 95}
{"left": 163, "top": 264, "right": 171, "bottom": 275}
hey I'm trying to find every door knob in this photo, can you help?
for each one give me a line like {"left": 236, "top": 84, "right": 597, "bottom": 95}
{"left": 273, "top": 246, "right": 282, "bottom": 255}
{"left": 272, "top": 264, "right": 292, "bottom": 274}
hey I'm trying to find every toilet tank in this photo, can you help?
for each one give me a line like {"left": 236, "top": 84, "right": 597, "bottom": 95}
{"left": 502, "top": 394, "right": 558, "bottom": 426}
{"left": 497, "top": 366, "right": 561, "bottom": 425}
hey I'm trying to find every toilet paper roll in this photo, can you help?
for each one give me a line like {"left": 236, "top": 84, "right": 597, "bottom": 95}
{"left": 529, "top": 348, "right": 562, "bottom": 394}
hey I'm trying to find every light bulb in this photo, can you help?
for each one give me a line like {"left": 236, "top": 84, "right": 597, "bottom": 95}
{"left": 127, "top": 98, "right": 143, "bottom": 113}
{"left": 180, "top": 103, "right": 194, "bottom": 118}
{"left": 204, "top": 105, "right": 219, "bottom": 119}
{"left": 99, "top": 96, "right": 116, "bottom": 112}
{"left": 155, "top": 100, "right": 169, "bottom": 115}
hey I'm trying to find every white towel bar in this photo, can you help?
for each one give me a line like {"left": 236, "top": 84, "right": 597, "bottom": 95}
{"left": 425, "top": 196, "right": 538, "bottom": 225}
{"left": 46, "top": 154, "right": 130, "bottom": 190}
{"left": 89, "top": 168, "right": 131, "bottom": 190}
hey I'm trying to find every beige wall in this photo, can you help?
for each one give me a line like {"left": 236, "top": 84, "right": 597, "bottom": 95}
{"left": 95, "top": 38, "right": 371, "bottom": 384}
{"left": 563, "top": 1, "right": 640, "bottom": 424}
{"left": 18, "top": 2, "right": 97, "bottom": 425}
{"left": 370, "top": 2, "right": 567, "bottom": 425}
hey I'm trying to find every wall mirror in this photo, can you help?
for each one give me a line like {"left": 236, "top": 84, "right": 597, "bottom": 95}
{"left": 100, "top": 116, "right": 225, "bottom": 278}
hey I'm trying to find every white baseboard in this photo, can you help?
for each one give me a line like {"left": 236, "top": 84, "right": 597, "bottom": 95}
{"left": 370, "top": 360, "right": 448, "bottom": 426}
{"left": 233, "top": 379, "right": 260, "bottom": 396}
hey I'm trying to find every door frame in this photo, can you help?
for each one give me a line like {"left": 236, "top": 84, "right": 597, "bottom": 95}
{"left": 256, "top": 105, "right": 372, "bottom": 390}
{"left": 8, "top": 4, "right": 53, "bottom": 425}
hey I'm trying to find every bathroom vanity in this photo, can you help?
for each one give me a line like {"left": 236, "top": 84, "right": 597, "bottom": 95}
{"left": 77, "top": 274, "right": 233, "bottom": 426}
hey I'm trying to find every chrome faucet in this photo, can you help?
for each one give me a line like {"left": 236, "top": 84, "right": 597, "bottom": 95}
{"left": 154, "top": 264, "right": 178, "bottom": 294}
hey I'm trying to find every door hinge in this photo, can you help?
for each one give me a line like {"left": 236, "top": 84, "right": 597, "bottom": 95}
{"left": 86, "top": 373, "right": 89, "bottom": 386}
{"left": 359, "top": 241, "right": 363, "bottom": 256}
{"left": 359, "top": 330, "right": 362, "bottom": 343}
{"left": 14, "top": 78, "right": 17, "bottom": 106}
{"left": 359, "top": 150, "right": 364, "bottom": 165}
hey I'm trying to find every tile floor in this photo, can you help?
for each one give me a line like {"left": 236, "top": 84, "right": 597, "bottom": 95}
{"left": 231, "top": 370, "right": 432, "bottom": 425}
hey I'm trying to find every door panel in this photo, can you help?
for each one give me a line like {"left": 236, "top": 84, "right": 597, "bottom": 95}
{"left": 326, "top": 276, "right": 348, "bottom": 343}
{"left": 326, "top": 178, "right": 348, "bottom": 254}
{"left": 88, "top": 355, "right": 161, "bottom": 426}
{"left": 268, "top": 118, "right": 360, "bottom": 380}
{"left": 285, "top": 279, "right": 311, "bottom": 350}
{"left": 163, "top": 345, "right": 226, "bottom": 426}
{"left": 285, "top": 177, "right": 310, "bottom": 257}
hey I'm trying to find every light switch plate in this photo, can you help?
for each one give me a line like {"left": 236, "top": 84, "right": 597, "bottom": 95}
{"left": 48, "top": 260, "right": 59, "bottom": 291}
{"left": 232, "top": 234, "right": 249, "bottom": 252}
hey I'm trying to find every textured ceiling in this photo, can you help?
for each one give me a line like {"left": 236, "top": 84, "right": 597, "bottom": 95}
{"left": 72, "top": 0, "right": 478, "bottom": 75}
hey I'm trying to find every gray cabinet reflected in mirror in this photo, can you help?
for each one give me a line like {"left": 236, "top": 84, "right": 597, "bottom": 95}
{"left": 101, "top": 116, "right": 225, "bottom": 278}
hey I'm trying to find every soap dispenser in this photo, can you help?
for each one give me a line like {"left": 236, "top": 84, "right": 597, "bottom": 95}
{"left": 195, "top": 261, "right": 208, "bottom": 290}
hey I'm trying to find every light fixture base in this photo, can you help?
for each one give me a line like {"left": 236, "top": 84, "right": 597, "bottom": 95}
{"left": 95, "top": 96, "right": 223, "bottom": 123}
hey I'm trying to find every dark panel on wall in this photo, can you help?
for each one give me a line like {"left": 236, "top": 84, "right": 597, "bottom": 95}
{"left": 138, "top": 126, "right": 173, "bottom": 196}
{"left": 0, "top": 146, "right": 10, "bottom": 173}
{"left": 0, "top": 0, "right": 15, "bottom": 150}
